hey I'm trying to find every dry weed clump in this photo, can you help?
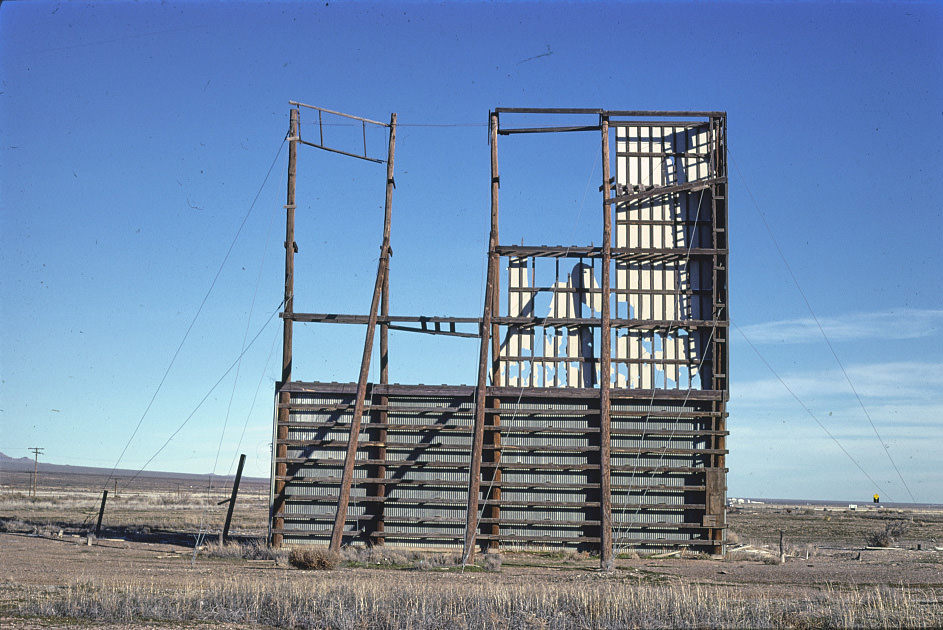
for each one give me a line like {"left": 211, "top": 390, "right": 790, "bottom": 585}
{"left": 338, "top": 546, "right": 502, "bottom": 571}
{"left": 0, "top": 517, "right": 63, "bottom": 537}
{"left": 866, "top": 520, "right": 910, "bottom": 548}
{"left": 415, "top": 552, "right": 465, "bottom": 570}
{"left": 341, "top": 545, "right": 411, "bottom": 567}
{"left": 481, "top": 552, "right": 503, "bottom": 571}
{"left": 203, "top": 539, "right": 285, "bottom": 562}
{"left": 288, "top": 547, "right": 340, "bottom": 570}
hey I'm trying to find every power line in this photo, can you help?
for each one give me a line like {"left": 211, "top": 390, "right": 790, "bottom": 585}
{"left": 101, "top": 137, "right": 287, "bottom": 493}
{"left": 731, "top": 152, "right": 916, "bottom": 503}
{"left": 117, "top": 300, "right": 284, "bottom": 493}
{"left": 734, "top": 322, "right": 891, "bottom": 501}
{"left": 216, "top": 166, "right": 285, "bottom": 479}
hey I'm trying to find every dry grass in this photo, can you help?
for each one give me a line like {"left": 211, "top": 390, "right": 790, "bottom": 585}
{"left": 0, "top": 486, "right": 269, "bottom": 537}
{"left": 6, "top": 480, "right": 943, "bottom": 630}
{"left": 18, "top": 573, "right": 942, "bottom": 629}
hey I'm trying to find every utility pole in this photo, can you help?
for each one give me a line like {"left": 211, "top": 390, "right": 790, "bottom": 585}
{"left": 29, "top": 447, "right": 43, "bottom": 497}
{"left": 272, "top": 106, "right": 299, "bottom": 547}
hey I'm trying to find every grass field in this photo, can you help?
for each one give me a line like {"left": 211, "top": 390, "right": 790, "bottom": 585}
{"left": 3, "top": 470, "right": 943, "bottom": 629}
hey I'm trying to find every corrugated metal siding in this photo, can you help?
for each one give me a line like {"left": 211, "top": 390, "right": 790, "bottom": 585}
{"left": 274, "top": 385, "right": 724, "bottom": 551}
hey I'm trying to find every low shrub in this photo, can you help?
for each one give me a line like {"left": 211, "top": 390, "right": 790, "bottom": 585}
{"left": 341, "top": 545, "right": 410, "bottom": 567}
{"left": 481, "top": 552, "right": 502, "bottom": 571}
{"left": 866, "top": 521, "right": 910, "bottom": 548}
{"left": 288, "top": 547, "right": 340, "bottom": 570}
{"left": 203, "top": 539, "right": 284, "bottom": 562}
{"left": 415, "top": 552, "right": 464, "bottom": 570}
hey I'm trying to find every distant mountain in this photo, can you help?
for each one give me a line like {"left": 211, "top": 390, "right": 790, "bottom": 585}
{"left": 0, "top": 451, "right": 266, "bottom": 483}
{"left": 0, "top": 452, "right": 33, "bottom": 468}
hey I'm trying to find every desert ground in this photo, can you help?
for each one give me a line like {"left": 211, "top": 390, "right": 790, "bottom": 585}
{"left": 2, "top": 469, "right": 942, "bottom": 629}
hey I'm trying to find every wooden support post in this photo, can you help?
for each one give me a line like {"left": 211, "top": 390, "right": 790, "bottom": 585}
{"left": 272, "top": 107, "right": 299, "bottom": 548}
{"left": 95, "top": 490, "right": 108, "bottom": 537}
{"left": 330, "top": 113, "right": 397, "bottom": 552}
{"left": 371, "top": 262, "right": 389, "bottom": 546}
{"left": 599, "top": 115, "right": 614, "bottom": 571}
{"left": 486, "top": 266, "right": 502, "bottom": 550}
{"left": 371, "top": 113, "right": 396, "bottom": 546}
{"left": 464, "top": 111, "right": 500, "bottom": 564}
{"left": 708, "top": 115, "right": 728, "bottom": 555}
{"left": 220, "top": 454, "right": 246, "bottom": 544}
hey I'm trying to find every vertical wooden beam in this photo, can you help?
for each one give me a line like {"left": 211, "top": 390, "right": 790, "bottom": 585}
{"left": 221, "top": 454, "right": 246, "bottom": 544}
{"left": 95, "top": 490, "right": 108, "bottom": 537}
{"left": 599, "top": 115, "right": 614, "bottom": 571}
{"left": 272, "top": 107, "right": 299, "bottom": 548}
{"left": 464, "top": 111, "right": 499, "bottom": 564}
{"left": 373, "top": 114, "right": 395, "bottom": 546}
{"left": 330, "top": 113, "right": 397, "bottom": 552}
{"left": 708, "top": 115, "right": 729, "bottom": 554}
{"left": 486, "top": 264, "right": 502, "bottom": 550}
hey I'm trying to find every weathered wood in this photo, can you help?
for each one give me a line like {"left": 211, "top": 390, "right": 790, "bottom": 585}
{"left": 288, "top": 100, "right": 389, "bottom": 127}
{"left": 296, "top": 139, "right": 384, "bottom": 164}
{"left": 372, "top": 114, "right": 394, "bottom": 547}
{"left": 493, "top": 245, "right": 722, "bottom": 259}
{"left": 275, "top": 438, "right": 725, "bottom": 457}
{"left": 598, "top": 115, "right": 614, "bottom": 571}
{"left": 606, "top": 177, "right": 727, "bottom": 205}
{"left": 280, "top": 380, "right": 728, "bottom": 400}
{"left": 463, "top": 111, "right": 500, "bottom": 564}
{"left": 276, "top": 457, "right": 715, "bottom": 474}
{"left": 330, "top": 113, "right": 397, "bottom": 552}
{"left": 95, "top": 490, "right": 108, "bottom": 536}
{"left": 271, "top": 528, "right": 712, "bottom": 546}
{"left": 499, "top": 125, "right": 600, "bottom": 135}
{"left": 219, "top": 453, "right": 246, "bottom": 543}
{"left": 284, "top": 314, "right": 481, "bottom": 324}
{"left": 487, "top": 263, "right": 502, "bottom": 550}
{"left": 492, "top": 107, "right": 724, "bottom": 117}
{"left": 277, "top": 476, "right": 708, "bottom": 493}
{"left": 272, "top": 107, "right": 299, "bottom": 547}
{"left": 276, "top": 411, "right": 726, "bottom": 424}
{"left": 494, "top": 107, "right": 603, "bottom": 115}
{"left": 705, "top": 466, "right": 726, "bottom": 521}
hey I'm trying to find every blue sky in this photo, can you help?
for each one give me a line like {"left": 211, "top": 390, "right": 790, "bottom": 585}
{"left": 1, "top": 1, "right": 941, "bottom": 503}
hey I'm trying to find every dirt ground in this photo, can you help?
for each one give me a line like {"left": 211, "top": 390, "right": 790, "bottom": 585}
{"left": 2, "top": 479, "right": 943, "bottom": 629}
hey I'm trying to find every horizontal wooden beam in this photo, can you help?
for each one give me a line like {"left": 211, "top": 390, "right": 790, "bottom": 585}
{"left": 494, "top": 245, "right": 724, "bottom": 259}
{"left": 276, "top": 457, "right": 717, "bottom": 473}
{"left": 277, "top": 476, "right": 708, "bottom": 493}
{"left": 499, "top": 125, "right": 600, "bottom": 135}
{"left": 289, "top": 101, "right": 390, "bottom": 127}
{"left": 607, "top": 178, "right": 728, "bottom": 205}
{"left": 279, "top": 380, "right": 728, "bottom": 401}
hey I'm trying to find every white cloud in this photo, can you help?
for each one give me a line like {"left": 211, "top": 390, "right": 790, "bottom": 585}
{"left": 728, "top": 361, "right": 943, "bottom": 502}
{"left": 736, "top": 308, "right": 943, "bottom": 344}
{"left": 732, "top": 360, "right": 943, "bottom": 405}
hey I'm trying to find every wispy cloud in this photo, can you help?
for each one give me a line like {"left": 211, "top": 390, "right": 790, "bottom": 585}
{"left": 735, "top": 309, "right": 943, "bottom": 344}
{"left": 732, "top": 360, "right": 943, "bottom": 405}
